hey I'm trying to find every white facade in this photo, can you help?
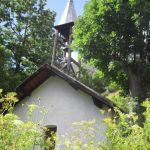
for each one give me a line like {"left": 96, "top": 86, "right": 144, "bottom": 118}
{"left": 15, "top": 76, "right": 111, "bottom": 141}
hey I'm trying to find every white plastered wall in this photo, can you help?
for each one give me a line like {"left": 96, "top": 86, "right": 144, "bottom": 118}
{"left": 14, "top": 76, "right": 111, "bottom": 141}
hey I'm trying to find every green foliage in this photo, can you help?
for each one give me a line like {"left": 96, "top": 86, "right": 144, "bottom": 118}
{"left": 0, "top": 0, "right": 55, "bottom": 92}
{"left": 107, "top": 91, "right": 137, "bottom": 112}
{"left": 56, "top": 100, "right": 150, "bottom": 150}
{"left": 73, "top": 0, "right": 150, "bottom": 100}
{"left": 56, "top": 119, "right": 101, "bottom": 150}
{"left": 103, "top": 99, "right": 150, "bottom": 150}
{"left": 0, "top": 90, "right": 46, "bottom": 149}
{"left": 0, "top": 89, "right": 150, "bottom": 149}
{"left": 27, "top": 103, "right": 38, "bottom": 118}
{"left": 0, "top": 114, "right": 44, "bottom": 150}
{"left": 80, "top": 63, "right": 107, "bottom": 93}
{"left": 0, "top": 89, "right": 18, "bottom": 113}
{"left": 0, "top": 89, "right": 58, "bottom": 149}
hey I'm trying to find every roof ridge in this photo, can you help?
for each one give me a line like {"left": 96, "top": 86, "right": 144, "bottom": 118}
{"left": 46, "top": 64, "right": 113, "bottom": 107}
{"left": 16, "top": 64, "right": 114, "bottom": 109}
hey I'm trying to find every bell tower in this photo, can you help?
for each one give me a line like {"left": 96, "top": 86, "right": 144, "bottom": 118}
{"left": 51, "top": 0, "right": 80, "bottom": 79}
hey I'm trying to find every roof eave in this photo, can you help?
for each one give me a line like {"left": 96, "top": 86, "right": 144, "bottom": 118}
{"left": 16, "top": 64, "right": 114, "bottom": 108}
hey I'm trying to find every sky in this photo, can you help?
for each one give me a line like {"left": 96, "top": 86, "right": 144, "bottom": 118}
{"left": 46, "top": 0, "right": 87, "bottom": 25}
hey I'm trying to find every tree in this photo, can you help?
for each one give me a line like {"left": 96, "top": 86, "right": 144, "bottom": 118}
{"left": 80, "top": 63, "right": 107, "bottom": 94}
{"left": 73, "top": 0, "right": 150, "bottom": 103}
{"left": 0, "top": 0, "right": 55, "bottom": 92}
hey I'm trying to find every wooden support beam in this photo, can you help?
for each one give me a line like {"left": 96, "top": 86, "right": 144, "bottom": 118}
{"left": 67, "top": 27, "right": 72, "bottom": 75}
{"left": 58, "top": 39, "right": 65, "bottom": 47}
{"left": 71, "top": 58, "right": 80, "bottom": 67}
{"left": 70, "top": 64, "right": 77, "bottom": 79}
{"left": 51, "top": 30, "right": 58, "bottom": 65}
{"left": 61, "top": 63, "right": 67, "bottom": 70}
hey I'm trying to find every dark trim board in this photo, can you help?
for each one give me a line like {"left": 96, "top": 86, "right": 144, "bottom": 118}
{"left": 16, "top": 64, "right": 114, "bottom": 109}
{"left": 92, "top": 97, "right": 104, "bottom": 109}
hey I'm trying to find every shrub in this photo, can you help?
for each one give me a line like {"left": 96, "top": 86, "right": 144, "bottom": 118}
{"left": 0, "top": 89, "right": 45, "bottom": 149}
{"left": 0, "top": 89, "right": 149, "bottom": 149}
{"left": 102, "top": 99, "right": 150, "bottom": 150}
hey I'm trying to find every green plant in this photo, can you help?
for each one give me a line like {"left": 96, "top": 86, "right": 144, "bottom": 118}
{"left": 56, "top": 99, "right": 150, "bottom": 150}
{"left": 73, "top": 0, "right": 150, "bottom": 101}
{"left": 0, "top": 89, "right": 47, "bottom": 150}
{"left": 102, "top": 99, "right": 150, "bottom": 150}
{"left": 107, "top": 91, "right": 137, "bottom": 112}
{"left": 0, "top": 0, "right": 55, "bottom": 93}
{"left": 1, "top": 89, "right": 150, "bottom": 150}
{"left": 56, "top": 119, "right": 102, "bottom": 150}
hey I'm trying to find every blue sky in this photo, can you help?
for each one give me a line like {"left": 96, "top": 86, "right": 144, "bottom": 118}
{"left": 46, "top": 0, "right": 87, "bottom": 25}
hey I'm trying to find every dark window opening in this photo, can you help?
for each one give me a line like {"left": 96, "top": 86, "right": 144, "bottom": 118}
{"left": 44, "top": 125, "right": 57, "bottom": 150}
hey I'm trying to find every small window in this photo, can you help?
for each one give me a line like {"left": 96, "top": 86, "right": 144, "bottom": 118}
{"left": 44, "top": 125, "right": 57, "bottom": 150}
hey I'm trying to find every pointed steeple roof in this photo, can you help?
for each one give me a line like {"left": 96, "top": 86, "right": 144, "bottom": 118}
{"left": 58, "top": 0, "right": 77, "bottom": 25}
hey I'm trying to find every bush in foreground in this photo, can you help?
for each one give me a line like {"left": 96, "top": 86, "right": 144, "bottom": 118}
{"left": 0, "top": 89, "right": 149, "bottom": 149}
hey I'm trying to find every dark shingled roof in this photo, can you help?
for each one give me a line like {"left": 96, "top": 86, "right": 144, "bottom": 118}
{"left": 16, "top": 64, "right": 114, "bottom": 108}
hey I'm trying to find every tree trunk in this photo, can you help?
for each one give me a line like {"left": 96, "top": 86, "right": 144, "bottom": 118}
{"left": 125, "top": 66, "right": 145, "bottom": 125}
{"left": 125, "top": 66, "right": 142, "bottom": 101}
